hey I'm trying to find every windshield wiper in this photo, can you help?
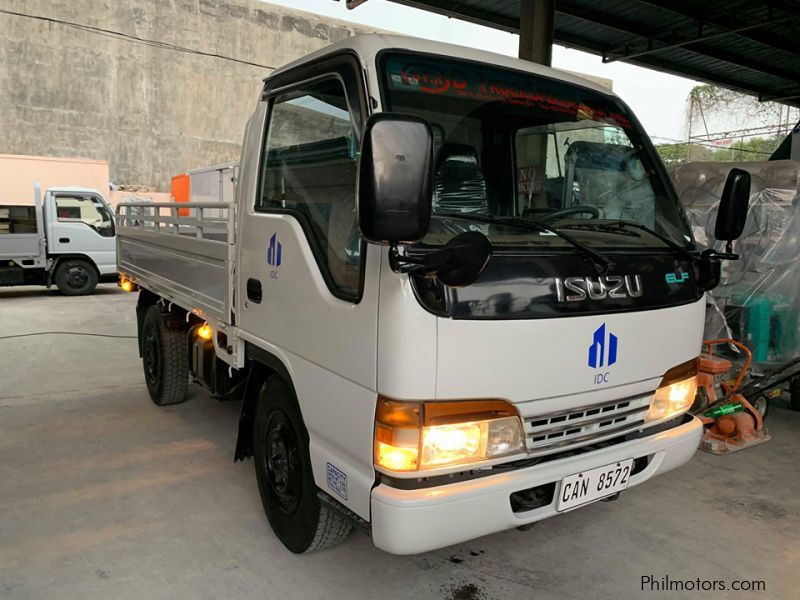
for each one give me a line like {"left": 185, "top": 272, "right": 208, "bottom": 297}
{"left": 559, "top": 220, "right": 696, "bottom": 262}
{"left": 433, "top": 211, "right": 615, "bottom": 274}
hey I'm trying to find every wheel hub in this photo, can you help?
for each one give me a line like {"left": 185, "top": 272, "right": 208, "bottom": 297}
{"left": 265, "top": 416, "right": 301, "bottom": 513}
{"left": 143, "top": 328, "right": 160, "bottom": 386}
{"left": 65, "top": 266, "right": 88, "bottom": 289}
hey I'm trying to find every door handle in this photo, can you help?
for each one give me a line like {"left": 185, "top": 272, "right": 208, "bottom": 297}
{"left": 59, "top": 237, "right": 70, "bottom": 243}
{"left": 246, "top": 278, "right": 262, "bottom": 303}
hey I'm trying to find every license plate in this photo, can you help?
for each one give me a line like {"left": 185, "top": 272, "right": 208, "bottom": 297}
{"left": 557, "top": 458, "right": 634, "bottom": 512}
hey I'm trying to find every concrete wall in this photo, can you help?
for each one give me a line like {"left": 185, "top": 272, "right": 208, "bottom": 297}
{"left": 0, "top": 0, "right": 373, "bottom": 190}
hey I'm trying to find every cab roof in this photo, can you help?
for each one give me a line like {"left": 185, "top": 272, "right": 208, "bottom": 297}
{"left": 47, "top": 186, "right": 105, "bottom": 195}
{"left": 267, "top": 33, "right": 615, "bottom": 99}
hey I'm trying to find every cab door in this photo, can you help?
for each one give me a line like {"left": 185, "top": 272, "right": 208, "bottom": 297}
{"left": 237, "top": 55, "right": 379, "bottom": 520}
{"left": 47, "top": 192, "right": 116, "bottom": 274}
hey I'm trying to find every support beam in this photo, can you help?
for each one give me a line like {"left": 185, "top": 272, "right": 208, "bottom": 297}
{"left": 555, "top": 30, "right": 793, "bottom": 106}
{"left": 386, "top": 0, "right": 518, "bottom": 33}
{"left": 602, "top": 13, "right": 800, "bottom": 64}
{"left": 759, "top": 91, "right": 800, "bottom": 103}
{"left": 519, "top": 0, "right": 554, "bottom": 65}
{"left": 639, "top": 0, "right": 800, "bottom": 59}
{"left": 555, "top": 1, "right": 799, "bottom": 87}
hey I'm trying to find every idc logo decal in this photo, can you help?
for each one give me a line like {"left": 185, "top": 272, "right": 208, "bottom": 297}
{"left": 588, "top": 323, "right": 618, "bottom": 385}
{"left": 267, "top": 233, "right": 282, "bottom": 266}
{"left": 267, "top": 233, "right": 282, "bottom": 279}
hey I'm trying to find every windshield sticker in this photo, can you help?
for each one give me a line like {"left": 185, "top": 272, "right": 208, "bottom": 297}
{"left": 517, "top": 165, "right": 543, "bottom": 195}
{"left": 387, "top": 59, "right": 633, "bottom": 129}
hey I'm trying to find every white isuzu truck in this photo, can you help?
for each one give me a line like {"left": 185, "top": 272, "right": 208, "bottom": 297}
{"left": 116, "top": 35, "right": 750, "bottom": 555}
{"left": 1, "top": 184, "right": 117, "bottom": 294}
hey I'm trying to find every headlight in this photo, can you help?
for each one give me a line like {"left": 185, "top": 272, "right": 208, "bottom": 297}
{"left": 645, "top": 358, "right": 699, "bottom": 423}
{"left": 375, "top": 397, "right": 525, "bottom": 473}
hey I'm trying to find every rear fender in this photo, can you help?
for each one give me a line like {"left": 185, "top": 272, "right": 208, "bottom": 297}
{"left": 135, "top": 289, "right": 161, "bottom": 356}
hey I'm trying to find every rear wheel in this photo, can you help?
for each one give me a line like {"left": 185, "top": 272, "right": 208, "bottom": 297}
{"left": 253, "top": 376, "right": 352, "bottom": 553}
{"left": 141, "top": 305, "right": 189, "bottom": 406}
{"left": 54, "top": 259, "right": 97, "bottom": 295}
{"left": 791, "top": 377, "right": 800, "bottom": 412}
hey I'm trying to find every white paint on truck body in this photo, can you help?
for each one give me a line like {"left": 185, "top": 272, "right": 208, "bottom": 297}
{"left": 118, "top": 34, "right": 706, "bottom": 554}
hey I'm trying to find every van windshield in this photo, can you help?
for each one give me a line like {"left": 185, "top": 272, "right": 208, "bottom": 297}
{"left": 378, "top": 52, "right": 693, "bottom": 250}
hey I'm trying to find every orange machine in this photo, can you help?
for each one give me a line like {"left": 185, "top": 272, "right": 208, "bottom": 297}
{"left": 171, "top": 173, "right": 190, "bottom": 217}
{"left": 695, "top": 339, "right": 770, "bottom": 455}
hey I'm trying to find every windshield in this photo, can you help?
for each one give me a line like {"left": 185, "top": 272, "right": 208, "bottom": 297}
{"left": 379, "top": 53, "right": 693, "bottom": 250}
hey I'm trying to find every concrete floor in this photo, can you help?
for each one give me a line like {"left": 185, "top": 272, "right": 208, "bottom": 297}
{"left": 1, "top": 285, "right": 799, "bottom": 600}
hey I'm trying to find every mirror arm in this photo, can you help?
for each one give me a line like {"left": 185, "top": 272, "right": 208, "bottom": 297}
{"left": 701, "top": 242, "right": 739, "bottom": 262}
{"left": 723, "top": 240, "right": 737, "bottom": 259}
{"left": 388, "top": 244, "right": 428, "bottom": 274}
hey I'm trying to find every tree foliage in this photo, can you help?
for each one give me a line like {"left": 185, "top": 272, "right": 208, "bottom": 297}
{"left": 655, "top": 83, "right": 796, "bottom": 165}
{"left": 656, "top": 135, "right": 782, "bottom": 166}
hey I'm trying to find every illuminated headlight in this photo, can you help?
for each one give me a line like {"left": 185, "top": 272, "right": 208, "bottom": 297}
{"left": 645, "top": 359, "right": 699, "bottom": 423}
{"left": 421, "top": 417, "right": 523, "bottom": 468}
{"left": 375, "top": 398, "right": 525, "bottom": 472}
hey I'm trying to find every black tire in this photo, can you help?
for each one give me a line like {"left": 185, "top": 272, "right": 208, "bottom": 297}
{"left": 254, "top": 376, "right": 352, "bottom": 553}
{"left": 54, "top": 259, "right": 98, "bottom": 295}
{"left": 750, "top": 395, "right": 770, "bottom": 420}
{"left": 141, "top": 305, "right": 189, "bottom": 406}
{"left": 791, "top": 377, "right": 800, "bottom": 412}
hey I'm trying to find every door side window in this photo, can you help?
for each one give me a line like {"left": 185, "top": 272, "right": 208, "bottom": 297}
{"left": 257, "top": 76, "right": 362, "bottom": 301}
{"left": 55, "top": 195, "right": 115, "bottom": 237}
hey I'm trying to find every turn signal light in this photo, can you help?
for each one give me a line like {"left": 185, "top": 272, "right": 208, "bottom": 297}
{"left": 645, "top": 358, "right": 699, "bottom": 423}
{"left": 196, "top": 324, "right": 212, "bottom": 340}
{"left": 119, "top": 278, "right": 135, "bottom": 292}
{"left": 374, "top": 397, "right": 525, "bottom": 473}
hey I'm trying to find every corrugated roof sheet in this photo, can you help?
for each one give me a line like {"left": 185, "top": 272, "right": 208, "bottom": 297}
{"left": 388, "top": 0, "right": 800, "bottom": 107}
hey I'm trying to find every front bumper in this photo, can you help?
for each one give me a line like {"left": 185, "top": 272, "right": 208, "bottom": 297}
{"left": 371, "top": 415, "right": 702, "bottom": 554}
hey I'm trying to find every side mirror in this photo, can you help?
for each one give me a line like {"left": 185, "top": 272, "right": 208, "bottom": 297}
{"left": 715, "top": 168, "right": 750, "bottom": 251}
{"left": 357, "top": 113, "right": 434, "bottom": 245}
{"left": 694, "top": 249, "right": 722, "bottom": 291}
{"left": 392, "top": 231, "right": 493, "bottom": 287}
{"left": 423, "top": 231, "right": 493, "bottom": 287}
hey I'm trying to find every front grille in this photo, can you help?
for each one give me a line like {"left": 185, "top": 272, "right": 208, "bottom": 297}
{"left": 524, "top": 394, "right": 652, "bottom": 457}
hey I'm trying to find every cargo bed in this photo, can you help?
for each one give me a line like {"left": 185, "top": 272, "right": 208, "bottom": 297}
{"left": 0, "top": 201, "right": 45, "bottom": 265}
{"left": 116, "top": 201, "right": 235, "bottom": 322}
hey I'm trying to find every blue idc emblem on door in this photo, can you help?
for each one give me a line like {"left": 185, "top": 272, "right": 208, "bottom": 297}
{"left": 267, "top": 233, "right": 282, "bottom": 267}
{"left": 588, "top": 323, "right": 618, "bottom": 368}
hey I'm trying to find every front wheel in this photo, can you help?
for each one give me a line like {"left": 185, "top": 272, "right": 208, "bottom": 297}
{"left": 54, "top": 259, "right": 98, "bottom": 295}
{"left": 141, "top": 305, "right": 189, "bottom": 406}
{"left": 253, "top": 376, "right": 352, "bottom": 553}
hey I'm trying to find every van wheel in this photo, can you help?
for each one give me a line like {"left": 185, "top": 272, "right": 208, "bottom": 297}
{"left": 254, "top": 376, "right": 352, "bottom": 553}
{"left": 141, "top": 305, "right": 189, "bottom": 406}
{"left": 55, "top": 259, "right": 97, "bottom": 295}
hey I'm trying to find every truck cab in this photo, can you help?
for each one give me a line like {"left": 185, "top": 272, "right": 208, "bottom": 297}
{"left": 117, "top": 34, "right": 749, "bottom": 555}
{"left": 0, "top": 185, "right": 116, "bottom": 294}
